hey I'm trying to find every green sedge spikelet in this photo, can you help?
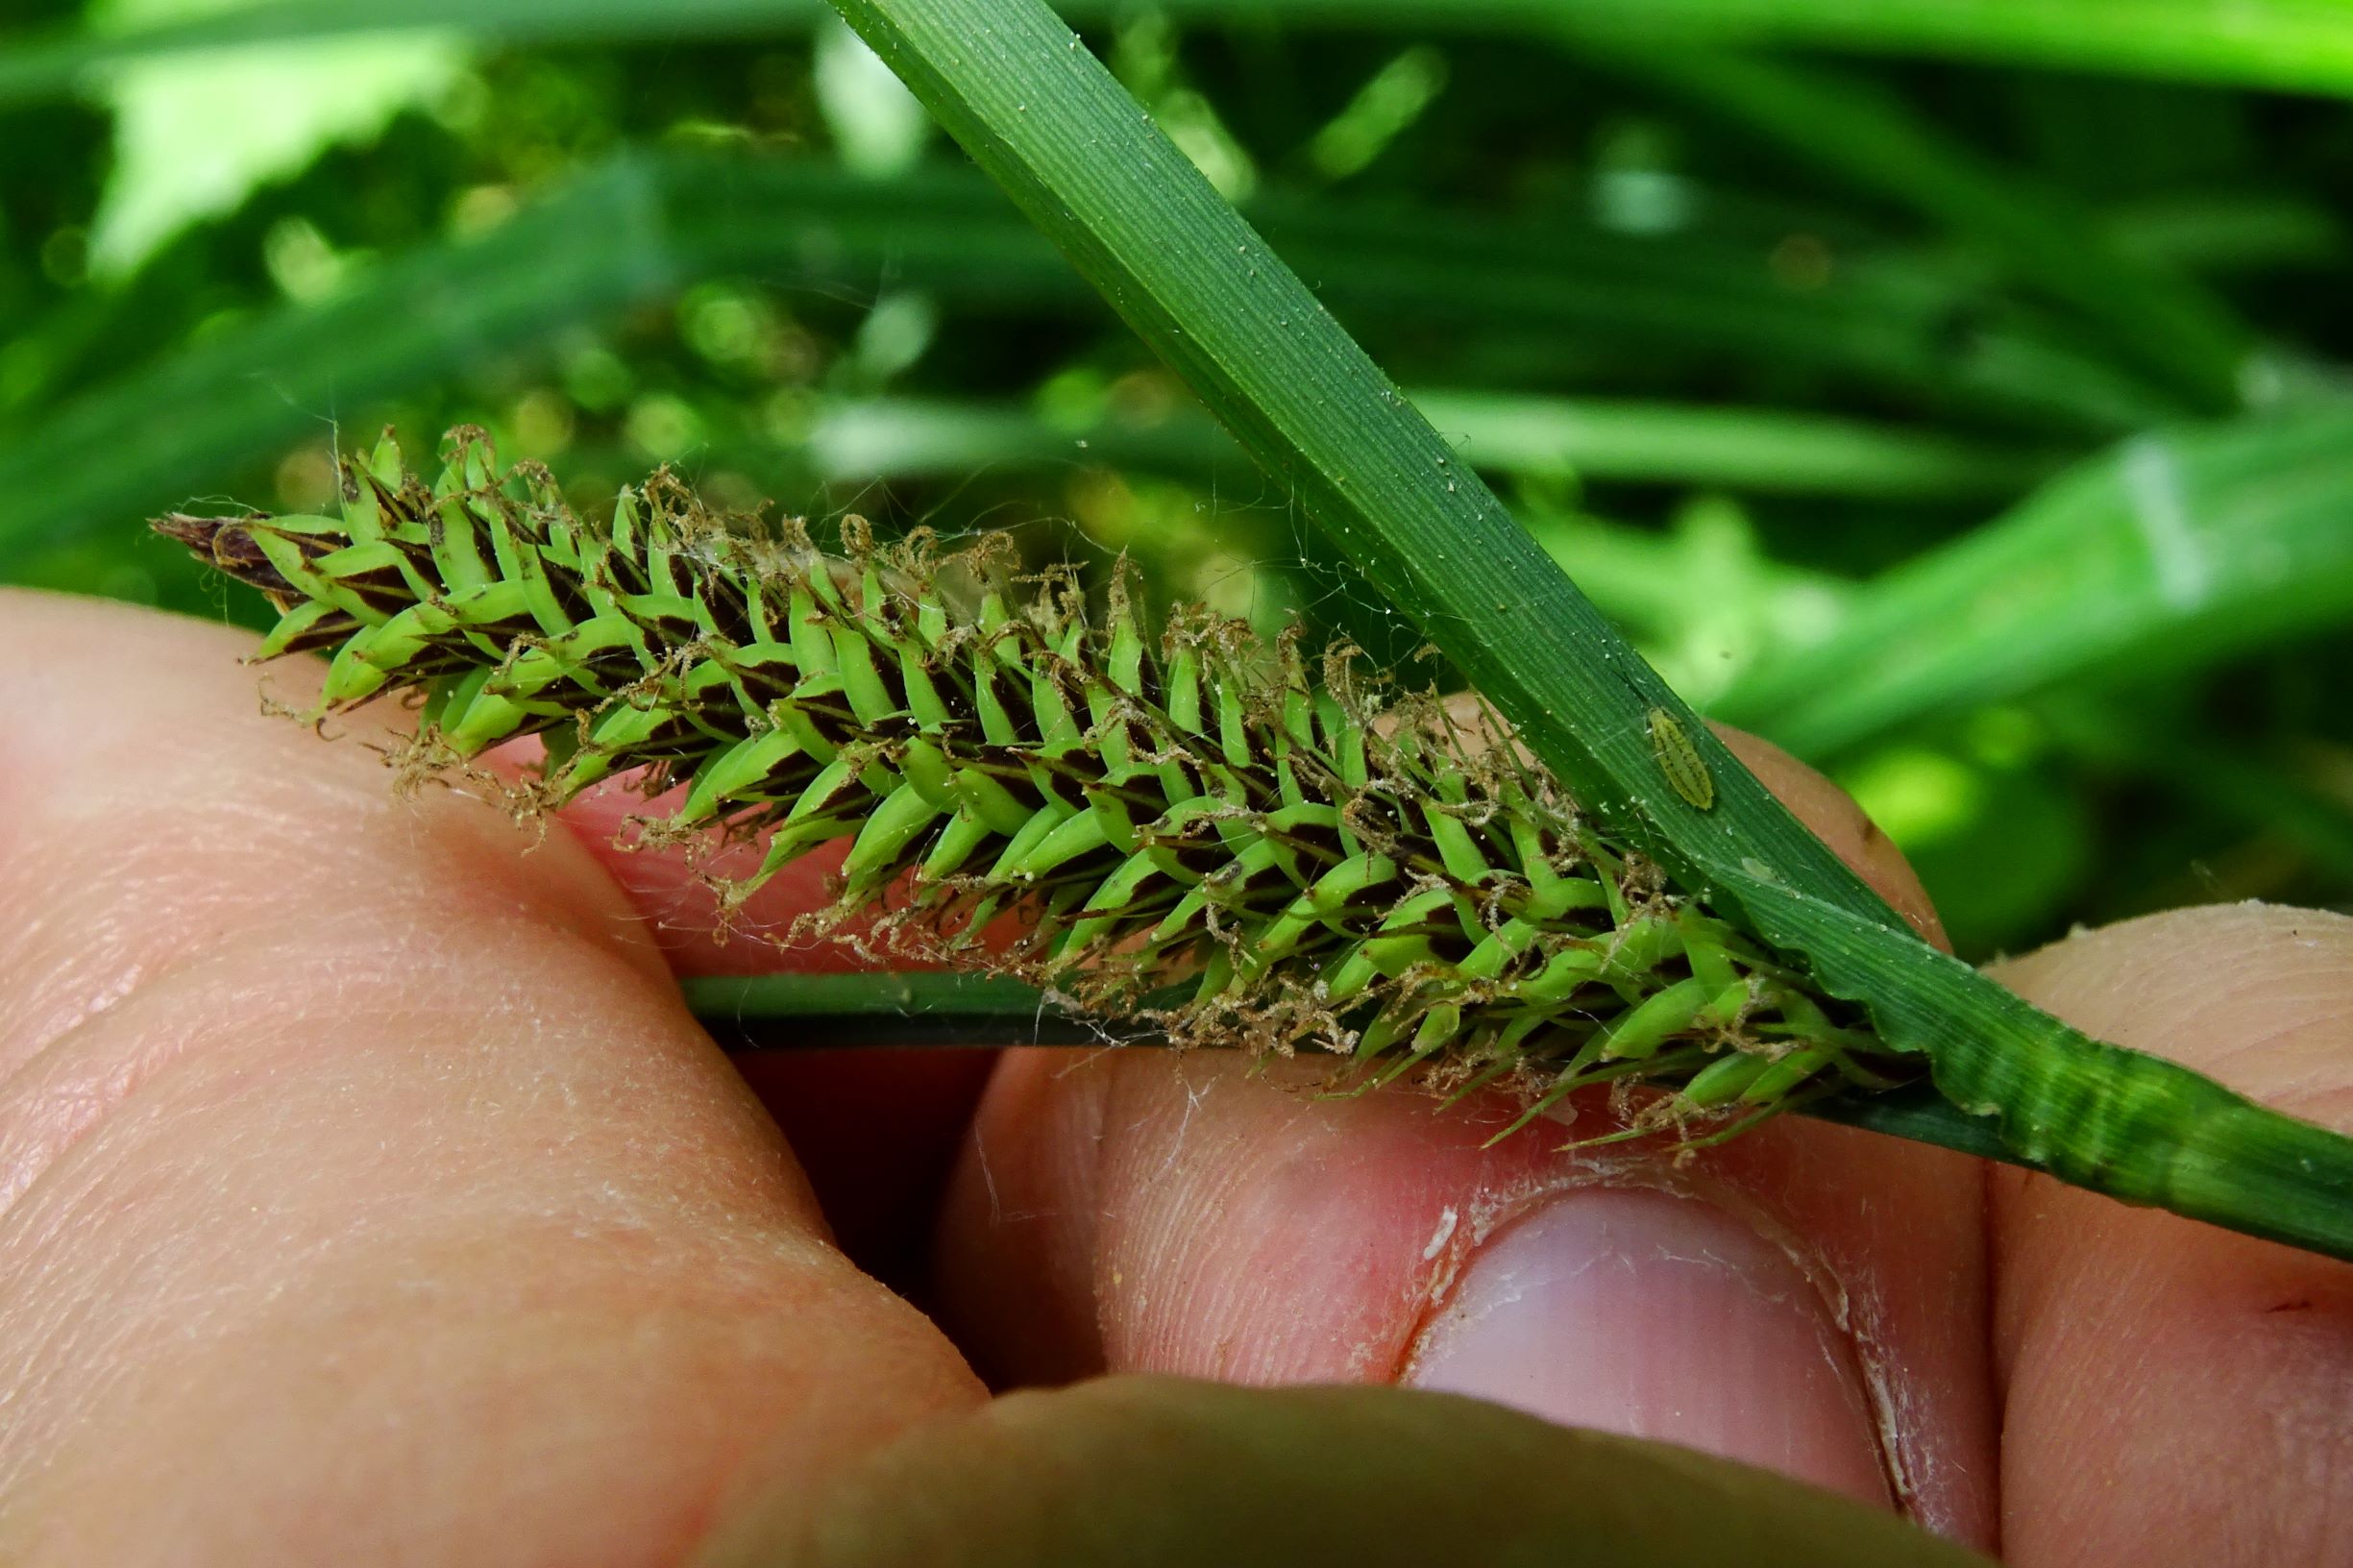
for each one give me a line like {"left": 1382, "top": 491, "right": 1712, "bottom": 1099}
{"left": 158, "top": 427, "right": 1914, "bottom": 1139}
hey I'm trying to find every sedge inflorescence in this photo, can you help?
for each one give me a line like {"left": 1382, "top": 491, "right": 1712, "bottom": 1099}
{"left": 159, "top": 427, "right": 1909, "bottom": 1139}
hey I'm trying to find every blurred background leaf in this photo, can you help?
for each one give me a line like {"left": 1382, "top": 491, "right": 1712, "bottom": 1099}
{"left": 83, "top": 0, "right": 467, "bottom": 275}
{"left": 4, "top": 0, "right": 2349, "bottom": 961}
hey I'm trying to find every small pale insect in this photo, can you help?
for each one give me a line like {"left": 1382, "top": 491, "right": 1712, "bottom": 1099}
{"left": 1647, "top": 707, "right": 1715, "bottom": 810}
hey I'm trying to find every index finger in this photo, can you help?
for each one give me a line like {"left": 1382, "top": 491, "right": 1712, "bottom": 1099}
{"left": 0, "top": 592, "right": 981, "bottom": 1560}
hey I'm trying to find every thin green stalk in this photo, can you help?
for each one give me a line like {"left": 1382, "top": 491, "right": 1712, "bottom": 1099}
{"left": 679, "top": 971, "right": 2020, "bottom": 1163}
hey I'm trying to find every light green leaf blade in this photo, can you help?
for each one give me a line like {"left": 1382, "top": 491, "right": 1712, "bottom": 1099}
{"left": 0, "top": 0, "right": 804, "bottom": 108}
{"left": 84, "top": 0, "right": 464, "bottom": 278}
{"left": 1717, "top": 404, "right": 2353, "bottom": 758}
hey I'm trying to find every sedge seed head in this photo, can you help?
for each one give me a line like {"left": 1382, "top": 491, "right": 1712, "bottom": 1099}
{"left": 157, "top": 425, "right": 1915, "bottom": 1139}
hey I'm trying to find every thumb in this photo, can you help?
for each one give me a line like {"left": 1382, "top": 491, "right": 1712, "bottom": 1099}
{"left": 932, "top": 728, "right": 1998, "bottom": 1545}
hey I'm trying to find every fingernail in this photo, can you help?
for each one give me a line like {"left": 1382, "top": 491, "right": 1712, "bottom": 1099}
{"left": 1404, "top": 1187, "right": 1891, "bottom": 1508}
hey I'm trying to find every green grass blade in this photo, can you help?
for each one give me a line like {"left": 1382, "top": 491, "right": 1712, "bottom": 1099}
{"left": 2104, "top": 191, "right": 2350, "bottom": 276}
{"left": 1412, "top": 391, "right": 2061, "bottom": 497}
{"left": 809, "top": 392, "right": 2060, "bottom": 499}
{"left": 823, "top": 0, "right": 2353, "bottom": 1261}
{"left": 0, "top": 0, "right": 814, "bottom": 107}
{"left": 1525, "top": 0, "right": 2353, "bottom": 96}
{"left": 1717, "top": 404, "right": 2353, "bottom": 758}
{"left": 13, "top": 0, "right": 2353, "bottom": 103}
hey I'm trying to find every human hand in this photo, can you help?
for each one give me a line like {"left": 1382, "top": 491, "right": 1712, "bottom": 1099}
{"left": 4, "top": 591, "right": 2346, "bottom": 1565}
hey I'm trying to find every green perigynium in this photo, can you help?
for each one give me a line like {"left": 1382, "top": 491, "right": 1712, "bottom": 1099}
{"left": 159, "top": 427, "right": 1913, "bottom": 1139}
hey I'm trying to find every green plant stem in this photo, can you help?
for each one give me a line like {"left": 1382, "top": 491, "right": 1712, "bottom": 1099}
{"left": 681, "top": 970, "right": 2019, "bottom": 1163}
{"left": 1716, "top": 407, "right": 2353, "bottom": 757}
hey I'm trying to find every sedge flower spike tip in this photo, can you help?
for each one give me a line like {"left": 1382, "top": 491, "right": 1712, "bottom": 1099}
{"left": 159, "top": 426, "right": 1913, "bottom": 1142}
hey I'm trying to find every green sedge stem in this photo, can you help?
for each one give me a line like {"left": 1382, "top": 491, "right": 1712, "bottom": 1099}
{"left": 679, "top": 970, "right": 2020, "bottom": 1164}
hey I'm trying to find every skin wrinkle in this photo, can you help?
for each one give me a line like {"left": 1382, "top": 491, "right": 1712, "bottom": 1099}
{"left": 0, "top": 919, "right": 789, "bottom": 1386}
{"left": 1741, "top": 1135, "right": 1972, "bottom": 1531}
{"left": 5, "top": 810, "right": 616, "bottom": 1036}
{"left": 0, "top": 624, "right": 673, "bottom": 1218}
{"left": 0, "top": 894, "right": 716, "bottom": 1227}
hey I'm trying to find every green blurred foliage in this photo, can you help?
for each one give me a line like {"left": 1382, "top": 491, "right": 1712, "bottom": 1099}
{"left": 4, "top": 0, "right": 2350, "bottom": 961}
